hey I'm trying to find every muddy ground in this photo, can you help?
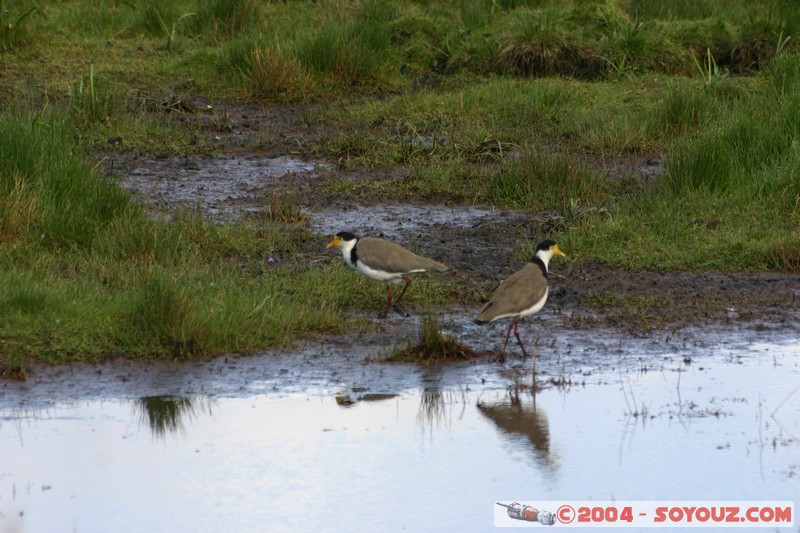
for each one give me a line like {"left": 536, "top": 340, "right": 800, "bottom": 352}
{"left": 10, "top": 99, "right": 797, "bottom": 398}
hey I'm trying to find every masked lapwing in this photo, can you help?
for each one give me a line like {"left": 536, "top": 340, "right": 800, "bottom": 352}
{"left": 327, "top": 231, "right": 449, "bottom": 318}
{"left": 475, "top": 240, "right": 565, "bottom": 369}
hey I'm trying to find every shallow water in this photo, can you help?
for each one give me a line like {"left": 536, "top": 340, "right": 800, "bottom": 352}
{"left": 307, "top": 203, "right": 527, "bottom": 245}
{"left": 121, "top": 153, "right": 531, "bottom": 247}
{"left": 1, "top": 340, "right": 798, "bottom": 532}
{"left": 123, "top": 154, "right": 320, "bottom": 218}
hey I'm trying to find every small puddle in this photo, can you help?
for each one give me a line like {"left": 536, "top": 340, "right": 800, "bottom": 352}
{"left": 121, "top": 155, "right": 531, "bottom": 247}
{"left": 123, "top": 154, "right": 321, "bottom": 219}
{"left": 307, "top": 203, "right": 527, "bottom": 244}
{"left": 2, "top": 339, "right": 798, "bottom": 532}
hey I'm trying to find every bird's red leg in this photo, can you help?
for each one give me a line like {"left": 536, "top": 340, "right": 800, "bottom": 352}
{"left": 513, "top": 320, "right": 530, "bottom": 359}
{"left": 383, "top": 286, "right": 393, "bottom": 319}
{"left": 498, "top": 316, "right": 518, "bottom": 362}
{"left": 392, "top": 275, "right": 412, "bottom": 316}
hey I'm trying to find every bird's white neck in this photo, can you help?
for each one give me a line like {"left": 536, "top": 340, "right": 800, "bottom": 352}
{"left": 535, "top": 249, "right": 554, "bottom": 273}
{"left": 339, "top": 238, "right": 358, "bottom": 269}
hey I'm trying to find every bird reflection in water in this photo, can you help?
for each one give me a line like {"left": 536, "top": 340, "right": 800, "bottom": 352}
{"left": 335, "top": 392, "right": 399, "bottom": 408}
{"left": 477, "top": 387, "right": 557, "bottom": 470}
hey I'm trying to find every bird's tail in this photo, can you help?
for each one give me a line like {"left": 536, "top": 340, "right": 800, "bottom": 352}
{"left": 430, "top": 260, "right": 449, "bottom": 273}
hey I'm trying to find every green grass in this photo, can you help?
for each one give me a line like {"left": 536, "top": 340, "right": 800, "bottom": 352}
{"left": 307, "top": 50, "right": 799, "bottom": 270}
{"left": 8, "top": 0, "right": 796, "bottom": 110}
{"left": 0, "top": 111, "right": 360, "bottom": 364}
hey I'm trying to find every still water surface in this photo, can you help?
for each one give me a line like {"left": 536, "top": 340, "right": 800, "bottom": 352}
{"left": 1, "top": 341, "right": 798, "bottom": 532}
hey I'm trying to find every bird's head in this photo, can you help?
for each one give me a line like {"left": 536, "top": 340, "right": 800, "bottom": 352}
{"left": 326, "top": 231, "right": 358, "bottom": 250}
{"left": 534, "top": 240, "right": 566, "bottom": 264}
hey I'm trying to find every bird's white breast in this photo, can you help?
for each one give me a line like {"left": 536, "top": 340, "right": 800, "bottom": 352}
{"left": 338, "top": 238, "right": 411, "bottom": 283}
{"left": 355, "top": 261, "right": 413, "bottom": 283}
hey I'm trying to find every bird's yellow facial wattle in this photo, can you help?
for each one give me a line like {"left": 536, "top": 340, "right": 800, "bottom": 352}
{"left": 551, "top": 244, "right": 566, "bottom": 257}
{"left": 326, "top": 236, "right": 341, "bottom": 249}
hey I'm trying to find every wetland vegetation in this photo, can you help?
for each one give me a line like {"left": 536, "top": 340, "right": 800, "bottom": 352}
{"left": 1, "top": 0, "right": 799, "bottom": 367}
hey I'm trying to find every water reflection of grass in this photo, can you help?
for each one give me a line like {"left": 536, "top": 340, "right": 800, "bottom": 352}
{"left": 415, "top": 387, "right": 470, "bottom": 435}
{"left": 133, "top": 395, "right": 211, "bottom": 438}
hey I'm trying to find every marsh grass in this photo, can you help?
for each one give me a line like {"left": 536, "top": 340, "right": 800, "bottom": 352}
{"left": 251, "top": 189, "right": 309, "bottom": 224}
{"left": 0, "top": 0, "right": 37, "bottom": 51}
{"left": 765, "top": 53, "right": 800, "bottom": 98}
{"left": 495, "top": 7, "right": 605, "bottom": 79}
{"left": 5, "top": 0, "right": 797, "bottom": 110}
{"left": 0, "top": 112, "right": 135, "bottom": 247}
{"left": 643, "top": 81, "right": 717, "bottom": 138}
{"left": 0, "top": 172, "right": 38, "bottom": 242}
{"left": 295, "top": 21, "right": 384, "bottom": 85}
{"left": 127, "top": 269, "right": 204, "bottom": 358}
{"left": 247, "top": 46, "right": 310, "bottom": 102}
{"left": 191, "top": 0, "right": 264, "bottom": 38}
{"left": 665, "top": 91, "right": 800, "bottom": 193}
{"left": 0, "top": 364, "right": 26, "bottom": 380}
{"left": 766, "top": 235, "right": 800, "bottom": 272}
{"left": 0, "top": 113, "right": 358, "bottom": 364}
{"left": 388, "top": 314, "right": 476, "bottom": 363}
{"left": 156, "top": 10, "right": 196, "bottom": 54}
{"left": 213, "top": 0, "right": 797, "bottom": 102}
{"left": 69, "top": 65, "right": 122, "bottom": 127}
{"left": 490, "top": 151, "right": 610, "bottom": 211}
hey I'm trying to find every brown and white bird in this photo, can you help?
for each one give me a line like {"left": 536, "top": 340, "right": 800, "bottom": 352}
{"left": 475, "top": 240, "right": 565, "bottom": 369}
{"left": 327, "top": 231, "right": 449, "bottom": 318}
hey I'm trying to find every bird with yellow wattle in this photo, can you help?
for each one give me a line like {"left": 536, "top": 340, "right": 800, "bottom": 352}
{"left": 327, "top": 231, "right": 449, "bottom": 318}
{"left": 475, "top": 239, "right": 565, "bottom": 373}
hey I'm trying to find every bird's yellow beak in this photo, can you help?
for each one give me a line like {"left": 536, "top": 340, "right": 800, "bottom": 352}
{"left": 326, "top": 236, "right": 340, "bottom": 249}
{"left": 552, "top": 244, "right": 566, "bottom": 257}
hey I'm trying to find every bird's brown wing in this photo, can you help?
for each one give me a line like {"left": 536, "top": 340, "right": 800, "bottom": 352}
{"left": 476, "top": 263, "right": 548, "bottom": 321}
{"left": 356, "top": 237, "right": 448, "bottom": 274}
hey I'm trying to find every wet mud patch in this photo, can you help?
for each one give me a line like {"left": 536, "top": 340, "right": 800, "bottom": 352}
{"left": 3, "top": 312, "right": 798, "bottom": 407}
{"left": 121, "top": 153, "right": 324, "bottom": 219}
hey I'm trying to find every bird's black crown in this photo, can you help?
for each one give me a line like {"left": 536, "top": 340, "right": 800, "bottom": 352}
{"left": 535, "top": 239, "right": 558, "bottom": 252}
{"left": 335, "top": 231, "right": 358, "bottom": 241}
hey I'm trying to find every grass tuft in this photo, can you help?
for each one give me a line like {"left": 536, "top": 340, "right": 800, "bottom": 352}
{"left": 0, "top": 363, "right": 26, "bottom": 381}
{"left": 192, "top": 0, "right": 264, "bottom": 39}
{"left": 490, "top": 151, "right": 609, "bottom": 211}
{"left": 68, "top": 65, "right": 120, "bottom": 127}
{"left": 766, "top": 234, "right": 800, "bottom": 272}
{"left": 388, "top": 315, "right": 476, "bottom": 363}
{"left": 0, "top": 112, "right": 136, "bottom": 247}
{"left": 495, "top": 8, "right": 606, "bottom": 79}
{"left": 251, "top": 190, "right": 309, "bottom": 224}
{"left": 247, "top": 46, "right": 310, "bottom": 102}
{"left": 126, "top": 270, "right": 204, "bottom": 358}
{"left": 0, "top": 0, "right": 37, "bottom": 51}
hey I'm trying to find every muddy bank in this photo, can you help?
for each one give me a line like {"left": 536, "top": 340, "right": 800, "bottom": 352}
{"left": 4, "top": 301, "right": 797, "bottom": 410}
